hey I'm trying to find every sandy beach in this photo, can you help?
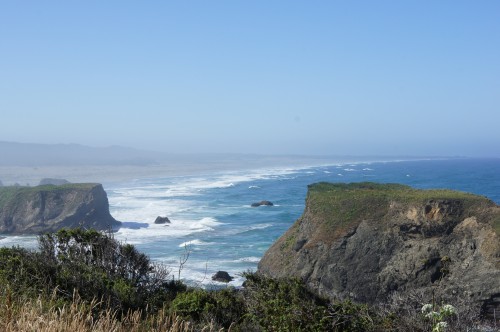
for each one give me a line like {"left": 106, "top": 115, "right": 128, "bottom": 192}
{"left": 0, "top": 155, "right": 368, "bottom": 186}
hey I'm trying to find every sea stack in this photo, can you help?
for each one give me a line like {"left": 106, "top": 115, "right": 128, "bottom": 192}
{"left": 0, "top": 183, "right": 121, "bottom": 234}
{"left": 154, "top": 216, "right": 171, "bottom": 224}
{"left": 251, "top": 200, "right": 274, "bottom": 207}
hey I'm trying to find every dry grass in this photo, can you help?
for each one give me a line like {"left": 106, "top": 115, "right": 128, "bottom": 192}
{"left": 0, "top": 290, "right": 223, "bottom": 332}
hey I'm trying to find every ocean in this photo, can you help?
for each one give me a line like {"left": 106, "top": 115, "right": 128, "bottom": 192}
{"left": 1, "top": 158, "right": 499, "bottom": 287}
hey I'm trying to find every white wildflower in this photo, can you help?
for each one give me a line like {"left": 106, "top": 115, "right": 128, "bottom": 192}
{"left": 432, "top": 321, "right": 448, "bottom": 332}
{"left": 421, "top": 303, "right": 433, "bottom": 313}
{"left": 437, "top": 321, "right": 448, "bottom": 328}
{"left": 425, "top": 311, "right": 440, "bottom": 320}
{"left": 440, "top": 304, "right": 455, "bottom": 316}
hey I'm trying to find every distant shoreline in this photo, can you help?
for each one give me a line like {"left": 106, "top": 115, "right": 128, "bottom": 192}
{"left": 0, "top": 155, "right": 461, "bottom": 187}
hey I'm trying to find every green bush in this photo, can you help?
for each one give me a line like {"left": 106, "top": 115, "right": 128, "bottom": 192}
{"left": 171, "top": 287, "right": 245, "bottom": 329}
{"left": 0, "top": 228, "right": 178, "bottom": 315}
{"left": 0, "top": 246, "right": 54, "bottom": 297}
{"left": 0, "top": 229, "right": 395, "bottom": 330}
{"left": 242, "top": 272, "right": 332, "bottom": 331}
{"left": 328, "top": 299, "right": 376, "bottom": 331}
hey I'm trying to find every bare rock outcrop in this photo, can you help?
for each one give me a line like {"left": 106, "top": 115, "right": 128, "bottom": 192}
{"left": 154, "top": 216, "right": 171, "bottom": 224}
{"left": 251, "top": 200, "right": 274, "bottom": 207}
{"left": 0, "top": 183, "right": 120, "bottom": 234}
{"left": 212, "top": 271, "right": 233, "bottom": 283}
{"left": 258, "top": 182, "right": 500, "bottom": 317}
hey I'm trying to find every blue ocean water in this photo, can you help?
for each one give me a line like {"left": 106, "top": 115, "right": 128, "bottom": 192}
{"left": 107, "top": 158, "right": 500, "bottom": 286}
{"left": 1, "top": 158, "right": 499, "bottom": 286}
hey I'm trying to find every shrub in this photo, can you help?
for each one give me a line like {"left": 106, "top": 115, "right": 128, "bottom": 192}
{"left": 0, "top": 228, "right": 177, "bottom": 315}
{"left": 328, "top": 299, "right": 377, "bottom": 331}
{"left": 0, "top": 246, "right": 54, "bottom": 297}
{"left": 171, "top": 287, "right": 245, "bottom": 329}
{"left": 242, "top": 272, "right": 332, "bottom": 331}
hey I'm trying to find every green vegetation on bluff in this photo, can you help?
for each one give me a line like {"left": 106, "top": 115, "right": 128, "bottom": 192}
{"left": 0, "top": 183, "right": 99, "bottom": 209}
{"left": 306, "top": 182, "right": 496, "bottom": 240}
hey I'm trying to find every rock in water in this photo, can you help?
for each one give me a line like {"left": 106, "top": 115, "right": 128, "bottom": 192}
{"left": 258, "top": 182, "right": 500, "bottom": 318}
{"left": 212, "top": 271, "right": 233, "bottom": 283}
{"left": 0, "top": 183, "right": 121, "bottom": 234}
{"left": 154, "top": 216, "right": 171, "bottom": 224}
{"left": 251, "top": 200, "right": 274, "bottom": 207}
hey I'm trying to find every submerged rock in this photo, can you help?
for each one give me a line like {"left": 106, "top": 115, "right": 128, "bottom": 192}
{"left": 258, "top": 182, "right": 500, "bottom": 318}
{"left": 0, "top": 183, "right": 121, "bottom": 234}
{"left": 154, "top": 216, "right": 171, "bottom": 224}
{"left": 251, "top": 200, "right": 274, "bottom": 207}
{"left": 212, "top": 271, "right": 233, "bottom": 283}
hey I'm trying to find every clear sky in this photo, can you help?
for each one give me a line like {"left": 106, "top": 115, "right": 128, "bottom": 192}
{"left": 1, "top": 1, "right": 499, "bottom": 157}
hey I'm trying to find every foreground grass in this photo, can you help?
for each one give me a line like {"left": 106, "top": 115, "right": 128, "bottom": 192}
{"left": 1, "top": 287, "right": 496, "bottom": 332}
{"left": 0, "top": 291, "right": 199, "bottom": 332}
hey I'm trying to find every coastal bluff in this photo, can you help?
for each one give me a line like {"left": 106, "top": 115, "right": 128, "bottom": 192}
{"left": 258, "top": 182, "right": 500, "bottom": 316}
{"left": 0, "top": 183, "right": 120, "bottom": 234}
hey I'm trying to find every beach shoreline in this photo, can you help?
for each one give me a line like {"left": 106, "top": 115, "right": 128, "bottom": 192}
{"left": 0, "top": 154, "right": 424, "bottom": 186}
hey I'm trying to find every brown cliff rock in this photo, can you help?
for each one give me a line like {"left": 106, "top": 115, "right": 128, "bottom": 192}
{"left": 258, "top": 182, "right": 500, "bottom": 317}
{"left": 0, "top": 183, "right": 120, "bottom": 234}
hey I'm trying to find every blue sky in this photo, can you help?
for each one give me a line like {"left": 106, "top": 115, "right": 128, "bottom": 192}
{"left": 1, "top": 1, "right": 499, "bottom": 157}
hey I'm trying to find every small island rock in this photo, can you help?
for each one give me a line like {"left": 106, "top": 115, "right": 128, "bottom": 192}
{"left": 154, "top": 216, "right": 171, "bottom": 224}
{"left": 39, "top": 178, "right": 70, "bottom": 186}
{"left": 251, "top": 200, "right": 274, "bottom": 207}
{"left": 212, "top": 271, "right": 233, "bottom": 283}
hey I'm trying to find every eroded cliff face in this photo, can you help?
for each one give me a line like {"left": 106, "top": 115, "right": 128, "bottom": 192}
{"left": 0, "top": 183, "right": 120, "bottom": 234}
{"left": 258, "top": 182, "right": 500, "bottom": 317}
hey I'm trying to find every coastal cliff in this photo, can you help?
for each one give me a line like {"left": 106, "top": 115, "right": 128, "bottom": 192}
{"left": 258, "top": 182, "right": 500, "bottom": 316}
{"left": 0, "top": 183, "right": 120, "bottom": 234}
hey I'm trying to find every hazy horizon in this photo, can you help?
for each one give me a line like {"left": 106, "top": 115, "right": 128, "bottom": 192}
{"left": 1, "top": 2, "right": 499, "bottom": 157}
{"left": 0, "top": 140, "right": 440, "bottom": 186}
{"left": 0, "top": 139, "right": 484, "bottom": 161}
{"left": 1, "top": 140, "right": 479, "bottom": 186}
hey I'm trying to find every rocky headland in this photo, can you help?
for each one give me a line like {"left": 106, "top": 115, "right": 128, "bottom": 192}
{"left": 258, "top": 182, "right": 500, "bottom": 317}
{"left": 0, "top": 183, "right": 120, "bottom": 234}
